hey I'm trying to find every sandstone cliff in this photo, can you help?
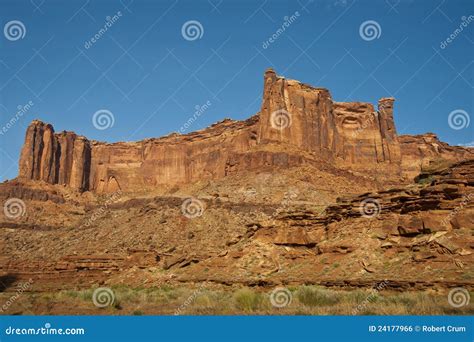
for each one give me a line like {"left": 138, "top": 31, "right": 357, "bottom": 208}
{"left": 17, "top": 69, "right": 473, "bottom": 192}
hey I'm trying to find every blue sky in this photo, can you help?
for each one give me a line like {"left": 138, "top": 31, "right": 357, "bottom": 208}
{"left": 0, "top": 0, "right": 473, "bottom": 181}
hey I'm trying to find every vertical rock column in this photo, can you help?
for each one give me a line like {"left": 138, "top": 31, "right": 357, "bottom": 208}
{"left": 258, "top": 68, "right": 336, "bottom": 157}
{"left": 19, "top": 120, "right": 56, "bottom": 182}
{"left": 258, "top": 68, "right": 290, "bottom": 144}
{"left": 18, "top": 120, "right": 92, "bottom": 191}
{"left": 69, "top": 136, "right": 91, "bottom": 191}
{"left": 378, "top": 97, "right": 401, "bottom": 163}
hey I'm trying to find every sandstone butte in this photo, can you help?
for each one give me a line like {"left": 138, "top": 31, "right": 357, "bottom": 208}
{"left": 17, "top": 68, "right": 473, "bottom": 193}
{"left": 1, "top": 69, "right": 474, "bottom": 314}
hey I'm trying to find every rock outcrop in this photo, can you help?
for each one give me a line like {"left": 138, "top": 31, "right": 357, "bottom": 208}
{"left": 17, "top": 69, "right": 473, "bottom": 192}
{"left": 19, "top": 122, "right": 91, "bottom": 191}
{"left": 399, "top": 133, "right": 474, "bottom": 180}
{"left": 3, "top": 158, "right": 473, "bottom": 292}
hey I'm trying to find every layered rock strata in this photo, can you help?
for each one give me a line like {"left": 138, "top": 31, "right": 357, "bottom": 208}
{"left": 17, "top": 69, "right": 473, "bottom": 192}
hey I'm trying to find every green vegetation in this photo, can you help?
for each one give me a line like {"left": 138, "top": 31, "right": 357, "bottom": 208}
{"left": 296, "top": 286, "right": 340, "bottom": 306}
{"left": 416, "top": 175, "right": 434, "bottom": 185}
{"left": 233, "top": 288, "right": 265, "bottom": 312}
{"left": 0, "top": 285, "right": 472, "bottom": 315}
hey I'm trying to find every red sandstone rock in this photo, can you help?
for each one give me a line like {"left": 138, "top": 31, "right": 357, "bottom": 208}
{"left": 17, "top": 69, "right": 473, "bottom": 192}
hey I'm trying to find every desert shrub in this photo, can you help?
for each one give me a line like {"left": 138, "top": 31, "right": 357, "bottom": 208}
{"left": 386, "top": 293, "right": 417, "bottom": 307}
{"left": 296, "top": 286, "right": 340, "bottom": 307}
{"left": 416, "top": 175, "right": 434, "bottom": 185}
{"left": 233, "top": 288, "right": 264, "bottom": 312}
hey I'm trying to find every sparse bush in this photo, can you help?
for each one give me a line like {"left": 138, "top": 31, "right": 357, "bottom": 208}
{"left": 233, "top": 288, "right": 263, "bottom": 312}
{"left": 416, "top": 175, "right": 434, "bottom": 185}
{"left": 386, "top": 293, "right": 417, "bottom": 306}
{"left": 2, "top": 285, "right": 472, "bottom": 315}
{"left": 297, "top": 286, "right": 340, "bottom": 307}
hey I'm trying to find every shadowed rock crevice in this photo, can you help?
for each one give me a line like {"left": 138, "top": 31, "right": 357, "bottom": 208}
{"left": 0, "top": 274, "right": 18, "bottom": 292}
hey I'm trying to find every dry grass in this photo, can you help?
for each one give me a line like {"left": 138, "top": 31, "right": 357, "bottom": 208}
{"left": 0, "top": 285, "right": 472, "bottom": 315}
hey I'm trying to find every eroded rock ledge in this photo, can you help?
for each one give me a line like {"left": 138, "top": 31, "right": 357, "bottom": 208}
{"left": 18, "top": 69, "right": 473, "bottom": 192}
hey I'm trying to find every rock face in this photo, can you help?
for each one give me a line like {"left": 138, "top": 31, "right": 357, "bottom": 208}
{"left": 259, "top": 69, "right": 401, "bottom": 168}
{"left": 19, "top": 122, "right": 91, "bottom": 191}
{"left": 399, "top": 133, "right": 474, "bottom": 180}
{"left": 4, "top": 160, "right": 472, "bottom": 294}
{"left": 17, "top": 68, "right": 473, "bottom": 192}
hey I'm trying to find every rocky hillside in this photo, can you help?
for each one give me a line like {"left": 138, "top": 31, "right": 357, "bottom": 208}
{"left": 0, "top": 158, "right": 472, "bottom": 292}
{"left": 1, "top": 69, "right": 473, "bottom": 294}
